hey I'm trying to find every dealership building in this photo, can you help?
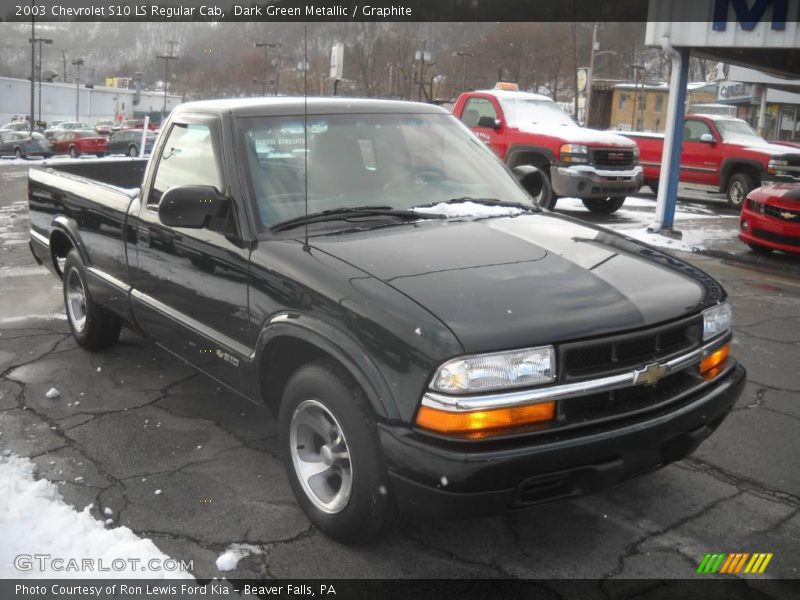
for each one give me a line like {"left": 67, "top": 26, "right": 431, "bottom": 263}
{"left": 0, "top": 76, "right": 182, "bottom": 126}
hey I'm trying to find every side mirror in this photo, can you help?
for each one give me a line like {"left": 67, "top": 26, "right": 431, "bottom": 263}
{"left": 477, "top": 116, "right": 501, "bottom": 130}
{"left": 699, "top": 133, "right": 715, "bottom": 144}
{"left": 158, "top": 185, "right": 234, "bottom": 233}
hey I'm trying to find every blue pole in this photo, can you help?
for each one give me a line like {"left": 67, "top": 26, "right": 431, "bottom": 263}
{"left": 661, "top": 47, "right": 690, "bottom": 230}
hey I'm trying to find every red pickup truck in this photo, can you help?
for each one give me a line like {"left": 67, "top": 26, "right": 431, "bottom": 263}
{"left": 624, "top": 114, "right": 800, "bottom": 209}
{"left": 453, "top": 85, "right": 643, "bottom": 214}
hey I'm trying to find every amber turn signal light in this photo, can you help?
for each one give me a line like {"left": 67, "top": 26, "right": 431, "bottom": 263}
{"left": 699, "top": 344, "right": 729, "bottom": 379}
{"left": 416, "top": 401, "right": 556, "bottom": 439}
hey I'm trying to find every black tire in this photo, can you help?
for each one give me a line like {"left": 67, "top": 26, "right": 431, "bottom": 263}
{"left": 96, "top": 152, "right": 106, "bottom": 158}
{"left": 648, "top": 181, "right": 659, "bottom": 195}
{"left": 14, "top": 148, "right": 25, "bottom": 160}
{"left": 582, "top": 196, "right": 626, "bottom": 214}
{"left": 69, "top": 146, "right": 79, "bottom": 158}
{"left": 726, "top": 172, "right": 755, "bottom": 209}
{"left": 128, "top": 145, "right": 138, "bottom": 158}
{"left": 279, "top": 358, "right": 398, "bottom": 543}
{"left": 62, "top": 250, "right": 121, "bottom": 351}
{"left": 747, "top": 242, "right": 773, "bottom": 255}
{"left": 534, "top": 167, "right": 557, "bottom": 210}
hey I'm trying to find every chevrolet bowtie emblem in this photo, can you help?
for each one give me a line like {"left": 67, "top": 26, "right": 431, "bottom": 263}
{"left": 780, "top": 211, "right": 796, "bottom": 220}
{"left": 633, "top": 362, "right": 668, "bottom": 386}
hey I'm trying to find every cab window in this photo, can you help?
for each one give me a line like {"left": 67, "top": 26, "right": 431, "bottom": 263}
{"left": 149, "top": 123, "right": 221, "bottom": 206}
{"left": 684, "top": 120, "right": 713, "bottom": 142}
{"left": 461, "top": 98, "right": 498, "bottom": 128}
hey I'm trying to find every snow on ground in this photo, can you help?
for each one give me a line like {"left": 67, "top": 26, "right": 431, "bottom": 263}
{"left": 0, "top": 454, "right": 193, "bottom": 579}
{"left": 215, "top": 544, "right": 263, "bottom": 572}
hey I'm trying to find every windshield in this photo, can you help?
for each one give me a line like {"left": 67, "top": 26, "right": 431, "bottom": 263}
{"left": 715, "top": 119, "right": 767, "bottom": 146}
{"left": 499, "top": 98, "right": 575, "bottom": 128}
{"left": 237, "top": 113, "right": 532, "bottom": 230}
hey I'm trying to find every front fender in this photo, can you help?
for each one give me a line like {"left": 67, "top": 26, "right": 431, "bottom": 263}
{"left": 254, "top": 312, "right": 400, "bottom": 420}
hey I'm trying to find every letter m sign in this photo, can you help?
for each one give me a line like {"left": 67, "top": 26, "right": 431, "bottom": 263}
{"left": 713, "top": 0, "right": 788, "bottom": 31}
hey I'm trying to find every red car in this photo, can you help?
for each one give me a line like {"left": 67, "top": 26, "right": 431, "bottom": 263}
{"left": 739, "top": 183, "right": 800, "bottom": 254}
{"left": 121, "top": 118, "right": 158, "bottom": 131}
{"left": 625, "top": 115, "right": 800, "bottom": 209}
{"left": 50, "top": 130, "right": 108, "bottom": 158}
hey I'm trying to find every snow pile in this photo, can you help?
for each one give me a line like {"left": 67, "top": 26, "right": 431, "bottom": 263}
{"left": 215, "top": 543, "right": 262, "bottom": 572}
{"left": 413, "top": 201, "right": 523, "bottom": 219}
{"left": 0, "top": 454, "right": 192, "bottom": 579}
{"left": 620, "top": 225, "right": 738, "bottom": 253}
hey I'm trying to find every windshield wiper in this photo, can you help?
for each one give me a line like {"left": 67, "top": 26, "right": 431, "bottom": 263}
{"left": 271, "top": 205, "right": 445, "bottom": 232}
{"left": 415, "top": 197, "right": 539, "bottom": 212}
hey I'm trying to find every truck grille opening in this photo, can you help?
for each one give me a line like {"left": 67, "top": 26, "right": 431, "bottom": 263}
{"left": 560, "top": 316, "right": 702, "bottom": 380}
{"left": 591, "top": 148, "right": 635, "bottom": 169}
{"left": 561, "top": 370, "right": 698, "bottom": 424}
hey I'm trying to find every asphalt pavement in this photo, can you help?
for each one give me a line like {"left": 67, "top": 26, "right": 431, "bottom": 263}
{"left": 0, "top": 163, "right": 798, "bottom": 590}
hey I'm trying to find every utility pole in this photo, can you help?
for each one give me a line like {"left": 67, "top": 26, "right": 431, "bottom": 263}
{"left": 629, "top": 63, "right": 645, "bottom": 131}
{"left": 29, "top": 10, "right": 35, "bottom": 134}
{"left": 585, "top": 24, "right": 597, "bottom": 128}
{"left": 62, "top": 50, "right": 67, "bottom": 82}
{"left": 273, "top": 52, "right": 282, "bottom": 96}
{"left": 71, "top": 58, "right": 84, "bottom": 121}
{"left": 456, "top": 49, "right": 473, "bottom": 92}
{"left": 415, "top": 39, "right": 429, "bottom": 101}
{"left": 30, "top": 36, "right": 53, "bottom": 127}
{"left": 156, "top": 41, "right": 179, "bottom": 120}
{"left": 254, "top": 41, "right": 278, "bottom": 96}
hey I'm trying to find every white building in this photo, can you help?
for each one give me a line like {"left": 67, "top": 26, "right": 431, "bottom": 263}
{"left": 0, "top": 76, "right": 182, "bottom": 126}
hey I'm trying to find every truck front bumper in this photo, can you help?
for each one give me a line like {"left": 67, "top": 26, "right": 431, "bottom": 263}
{"left": 379, "top": 362, "right": 744, "bottom": 518}
{"left": 551, "top": 164, "right": 644, "bottom": 199}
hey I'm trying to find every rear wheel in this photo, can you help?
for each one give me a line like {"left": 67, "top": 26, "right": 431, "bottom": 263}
{"left": 69, "top": 146, "right": 79, "bottom": 158}
{"left": 128, "top": 145, "right": 138, "bottom": 158}
{"left": 279, "top": 359, "right": 398, "bottom": 543}
{"left": 96, "top": 152, "right": 106, "bottom": 158}
{"left": 746, "top": 242, "right": 773, "bottom": 255}
{"left": 14, "top": 148, "right": 25, "bottom": 159}
{"left": 648, "top": 180, "right": 659, "bottom": 195}
{"left": 726, "top": 173, "right": 755, "bottom": 209}
{"left": 582, "top": 196, "right": 626, "bottom": 214}
{"left": 62, "top": 250, "right": 121, "bottom": 351}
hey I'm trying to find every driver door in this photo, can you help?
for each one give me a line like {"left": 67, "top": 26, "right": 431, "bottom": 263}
{"left": 129, "top": 115, "right": 253, "bottom": 393}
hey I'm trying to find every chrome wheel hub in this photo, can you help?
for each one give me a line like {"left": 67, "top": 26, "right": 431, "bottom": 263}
{"left": 289, "top": 399, "right": 352, "bottom": 514}
{"left": 65, "top": 268, "right": 87, "bottom": 333}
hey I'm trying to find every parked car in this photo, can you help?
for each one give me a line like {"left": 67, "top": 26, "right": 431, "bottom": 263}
{"left": 739, "top": 183, "right": 800, "bottom": 254}
{"left": 107, "top": 129, "right": 157, "bottom": 157}
{"left": 28, "top": 98, "right": 744, "bottom": 543}
{"left": 0, "top": 130, "right": 53, "bottom": 159}
{"left": 1, "top": 121, "right": 33, "bottom": 132}
{"left": 44, "top": 121, "right": 95, "bottom": 140}
{"left": 121, "top": 118, "right": 158, "bottom": 131}
{"left": 49, "top": 130, "right": 108, "bottom": 158}
{"left": 453, "top": 83, "right": 643, "bottom": 214}
{"left": 624, "top": 115, "right": 800, "bottom": 209}
{"left": 95, "top": 120, "right": 115, "bottom": 136}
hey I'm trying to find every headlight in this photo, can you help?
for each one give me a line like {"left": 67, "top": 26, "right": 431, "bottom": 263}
{"left": 632, "top": 145, "right": 640, "bottom": 161}
{"left": 768, "top": 158, "right": 789, "bottom": 175}
{"left": 431, "top": 346, "right": 555, "bottom": 394}
{"left": 560, "top": 143, "right": 589, "bottom": 165}
{"left": 703, "top": 302, "right": 732, "bottom": 341}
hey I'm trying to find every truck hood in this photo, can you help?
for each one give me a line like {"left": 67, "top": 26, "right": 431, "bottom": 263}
{"left": 515, "top": 123, "right": 636, "bottom": 147}
{"left": 308, "top": 214, "right": 721, "bottom": 353}
{"left": 741, "top": 142, "right": 800, "bottom": 158}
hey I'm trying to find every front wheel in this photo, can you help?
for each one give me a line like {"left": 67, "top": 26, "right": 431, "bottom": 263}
{"left": 128, "top": 145, "right": 138, "bottom": 158}
{"left": 726, "top": 173, "right": 755, "bottom": 209}
{"left": 279, "top": 359, "right": 397, "bottom": 543}
{"left": 14, "top": 148, "right": 25, "bottom": 160}
{"left": 62, "top": 250, "right": 121, "bottom": 351}
{"left": 582, "top": 196, "right": 626, "bottom": 214}
{"left": 69, "top": 146, "right": 79, "bottom": 158}
{"left": 96, "top": 152, "right": 106, "bottom": 158}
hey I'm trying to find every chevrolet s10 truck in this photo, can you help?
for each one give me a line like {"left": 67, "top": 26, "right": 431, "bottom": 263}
{"left": 28, "top": 98, "right": 744, "bottom": 542}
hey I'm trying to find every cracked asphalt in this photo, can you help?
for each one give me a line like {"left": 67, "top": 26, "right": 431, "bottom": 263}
{"left": 1, "top": 164, "right": 798, "bottom": 586}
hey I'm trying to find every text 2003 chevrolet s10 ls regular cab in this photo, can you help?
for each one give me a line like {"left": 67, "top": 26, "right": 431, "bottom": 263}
{"left": 28, "top": 98, "right": 744, "bottom": 542}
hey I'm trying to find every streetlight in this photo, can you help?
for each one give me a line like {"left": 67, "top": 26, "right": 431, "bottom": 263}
{"left": 156, "top": 41, "right": 179, "bottom": 120}
{"left": 29, "top": 36, "right": 53, "bottom": 127}
{"left": 455, "top": 49, "right": 473, "bottom": 92}
{"left": 71, "top": 58, "right": 84, "bottom": 121}
{"left": 254, "top": 41, "right": 280, "bottom": 96}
